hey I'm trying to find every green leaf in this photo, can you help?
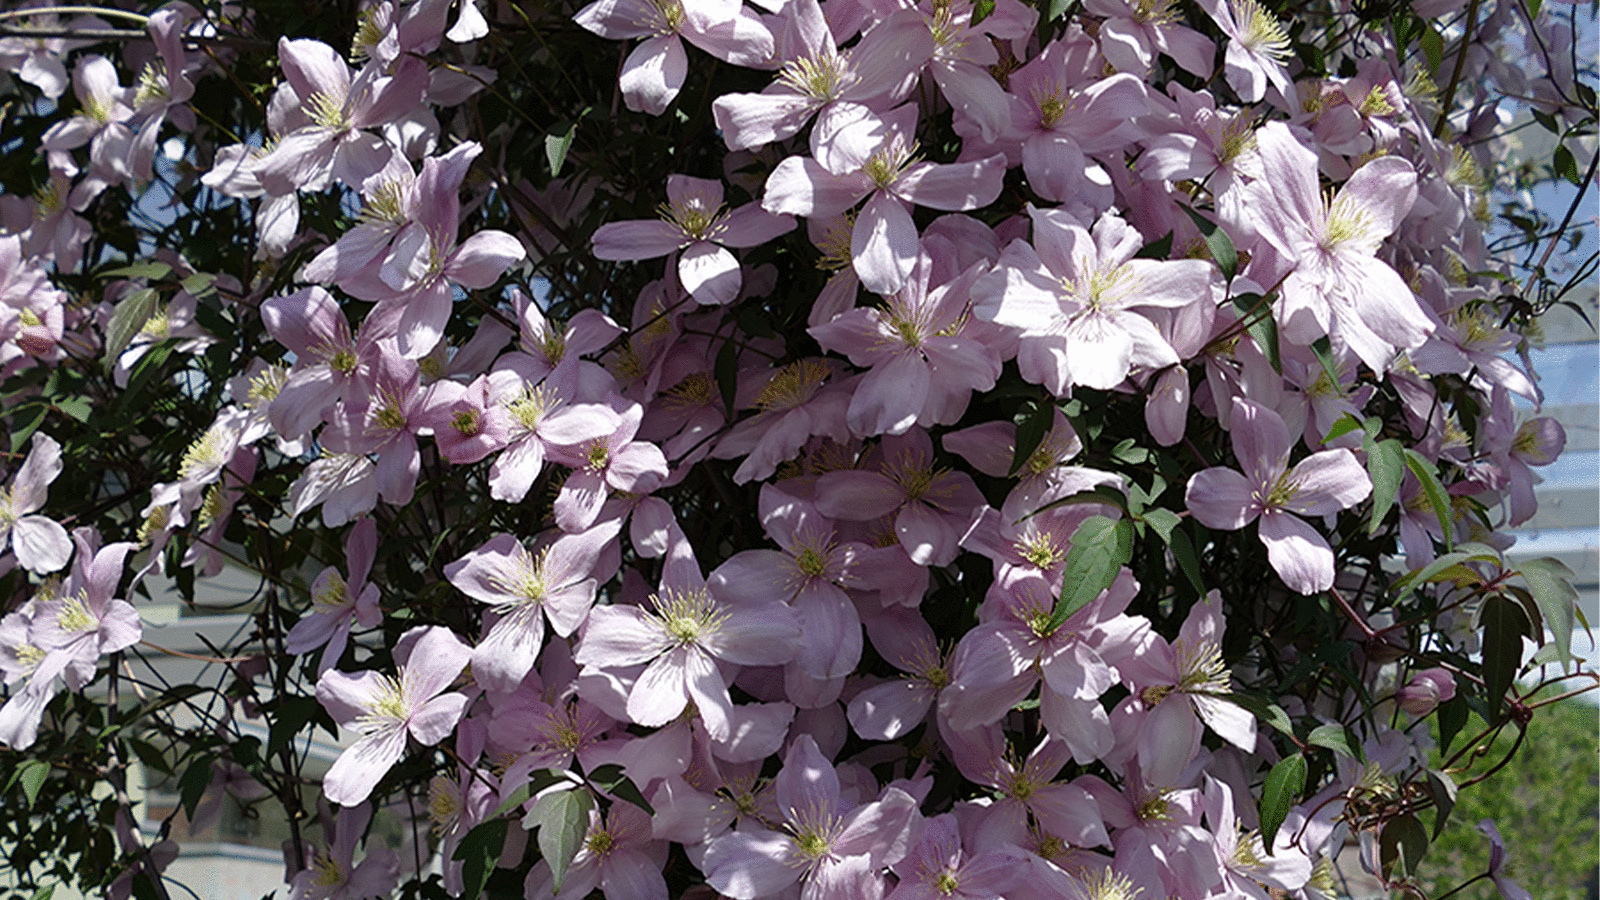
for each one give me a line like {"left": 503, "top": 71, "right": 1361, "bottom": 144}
{"left": 130, "top": 874, "right": 162, "bottom": 900}
{"left": 1553, "top": 144, "right": 1581, "bottom": 185}
{"left": 1365, "top": 438, "right": 1404, "bottom": 536}
{"left": 1424, "top": 768, "right": 1458, "bottom": 839}
{"left": 524, "top": 788, "right": 592, "bottom": 892}
{"left": 29, "top": 886, "right": 54, "bottom": 900}
{"left": 1390, "top": 544, "right": 1501, "bottom": 592}
{"left": 1260, "top": 753, "right": 1307, "bottom": 849}
{"left": 1307, "top": 723, "right": 1357, "bottom": 759}
{"left": 1403, "top": 450, "right": 1453, "bottom": 551}
{"left": 268, "top": 695, "right": 323, "bottom": 757}
{"left": 1323, "top": 414, "right": 1363, "bottom": 443}
{"left": 1309, "top": 337, "right": 1343, "bottom": 389}
{"left": 102, "top": 287, "right": 160, "bottom": 374}
{"left": 10, "top": 403, "right": 48, "bottom": 453}
{"left": 179, "top": 756, "right": 214, "bottom": 820}
{"left": 100, "top": 261, "right": 172, "bottom": 282}
{"left": 1479, "top": 595, "right": 1528, "bottom": 722}
{"left": 586, "top": 764, "right": 655, "bottom": 815}
{"left": 1227, "top": 692, "right": 1295, "bottom": 737}
{"left": 1420, "top": 25, "right": 1443, "bottom": 74}
{"left": 453, "top": 818, "right": 509, "bottom": 900}
{"left": 1518, "top": 556, "right": 1577, "bottom": 668}
{"left": 1140, "top": 507, "right": 1181, "bottom": 543}
{"left": 1230, "top": 293, "right": 1281, "bottom": 373}
{"left": 17, "top": 760, "right": 48, "bottom": 808}
{"left": 1047, "top": 516, "right": 1132, "bottom": 630}
{"left": 1378, "top": 814, "right": 1429, "bottom": 879}
{"left": 1436, "top": 692, "right": 1468, "bottom": 755}
{"left": 546, "top": 123, "right": 577, "bottom": 177}
{"left": 1045, "top": 0, "right": 1073, "bottom": 21}
{"left": 1181, "top": 206, "right": 1237, "bottom": 281}
{"left": 1168, "top": 526, "right": 1205, "bottom": 593}
{"left": 1009, "top": 399, "right": 1052, "bottom": 477}
{"left": 970, "top": 0, "right": 996, "bottom": 24}
{"left": 1134, "top": 231, "right": 1174, "bottom": 259}
{"left": 128, "top": 738, "right": 173, "bottom": 777}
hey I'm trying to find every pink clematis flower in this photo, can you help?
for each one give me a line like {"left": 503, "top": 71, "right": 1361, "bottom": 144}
{"left": 286, "top": 518, "right": 384, "bottom": 674}
{"left": 1185, "top": 398, "right": 1371, "bottom": 594}
{"left": 576, "top": 537, "right": 800, "bottom": 740}
{"left": 701, "top": 734, "right": 922, "bottom": 900}
{"left": 1245, "top": 122, "right": 1434, "bottom": 372}
{"left": 253, "top": 38, "right": 428, "bottom": 194}
{"left": 0, "top": 432, "right": 72, "bottom": 574}
{"left": 593, "top": 175, "right": 794, "bottom": 306}
{"left": 575, "top": 0, "right": 773, "bottom": 115}
{"left": 315, "top": 626, "right": 472, "bottom": 806}
{"left": 973, "top": 207, "right": 1217, "bottom": 393}
{"left": 444, "top": 521, "right": 621, "bottom": 692}
{"left": 763, "top": 102, "right": 1005, "bottom": 295}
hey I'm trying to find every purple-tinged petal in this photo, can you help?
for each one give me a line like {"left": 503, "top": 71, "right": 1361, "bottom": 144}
{"left": 619, "top": 35, "right": 687, "bottom": 116}
{"left": 1185, "top": 467, "right": 1256, "bottom": 530}
{"left": 446, "top": 230, "right": 524, "bottom": 289}
{"left": 851, "top": 191, "right": 918, "bottom": 296}
{"left": 679, "top": 242, "right": 743, "bottom": 305}
{"left": 323, "top": 728, "right": 408, "bottom": 806}
{"left": 1259, "top": 511, "right": 1334, "bottom": 594}
{"left": 592, "top": 219, "right": 687, "bottom": 260}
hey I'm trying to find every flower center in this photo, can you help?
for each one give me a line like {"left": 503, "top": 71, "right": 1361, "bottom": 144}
{"left": 652, "top": 587, "right": 727, "bottom": 647}
{"left": 778, "top": 51, "right": 851, "bottom": 102}
{"left": 755, "top": 360, "right": 830, "bottom": 412}
{"left": 1233, "top": 0, "right": 1291, "bottom": 58}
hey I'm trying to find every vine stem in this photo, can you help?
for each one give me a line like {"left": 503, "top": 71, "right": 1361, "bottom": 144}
{"left": 0, "top": 5, "right": 149, "bottom": 24}
{"left": 1432, "top": 0, "right": 1484, "bottom": 138}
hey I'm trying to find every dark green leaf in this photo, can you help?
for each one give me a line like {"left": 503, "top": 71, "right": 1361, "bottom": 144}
{"left": 1379, "top": 814, "right": 1428, "bottom": 878}
{"left": 1518, "top": 556, "right": 1577, "bottom": 668}
{"left": 1309, "top": 337, "right": 1343, "bottom": 389}
{"left": 30, "top": 886, "right": 54, "bottom": 900}
{"left": 546, "top": 123, "right": 577, "bottom": 177}
{"left": 1260, "top": 753, "right": 1306, "bottom": 849}
{"left": 269, "top": 695, "right": 324, "bottom": 757}
{"left": 130, "top": 874, "right": 162, "bottom": 900}
{"left": 10, "top": 403, "right": 48, "bottom": 453}
{"left": 1181, "top": 206, "right": 1237, "bottom": 281}
{"left": 586, "top": 764, "right": 655, "bottom": 815}
{"left": 1168, "top": 526, "right": 1205, "bottom": 593}
{"left": 1420, "top": 25, "right": 1443, "bottom": 74}
{"left": 1230, "top": 293, "right": 1281, "bottom": 373}
{"left": 1307, "top": 723, "right": 1357, "bottom": 759}
{"left": 1480, "top": 595, "right": 1528, "bottom": 722}
{"left": 1553, "top": 144, "right": 1581, "bottom": 185}
{"left": 1425, "top": 768, "right": 1458, "bottom": 839}
{"left": 178, "top": 756, "right": 214, "bottom": 820}
{"left": 1403, "top": 450, "right": 1453, "bottom": 551}
{"left": 1045, "top": 0, "right": 1073, "bottom": 21}
{"left": 525, "top": 788, "right": 592, "bottom": 892}
{"left": 1365, "top": 438, "right": 1404, "bottom": 536}
{"left": 128, "top": 738, "right": 173, "bottom": 777}
{"left": 1009, "top": 399, "right": 1052, "bottom": 477}
{"left": 1047, "top": 516, "right": 1132, "bottom": 630}
{"left": 103, "top": 287, "right": 160, "bottom": 375}
{"left": 1134, "top": 231, "right": 1173, "bottom": 259}
{"left": 970, "top": 0, "right": 996, "bottom": 24}
{"left": 1437, "top": 692, "right": 1468, "bottom": 755}
{"left": 1226, "top": 692, "right": 1295, "bottom": 737}
{"left": 18, "top": 760, "right": 48, "bottom": 808}
{"left": 453, "top": 818, "right": 509, "bottom": 900}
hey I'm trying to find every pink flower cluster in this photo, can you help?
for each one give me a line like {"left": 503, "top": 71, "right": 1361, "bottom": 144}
{"left": 0, "top": 0, "right": 1584, "bottom": 898}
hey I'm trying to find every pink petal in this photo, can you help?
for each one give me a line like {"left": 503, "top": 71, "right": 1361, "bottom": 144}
{"left": 678, "top": 242, "right": 743, "bottom": 305}
{"left": 592, "top": 219, "right": 687, "bottom": 260}
{"left": 1259, "top": 511, "right": 1334, "bottom": 594}
{"left": 851, "top": 192, "right": 918, "bottom": 296}
{"left": 1185, "top": 467, "right": 1256, "bottom": 530}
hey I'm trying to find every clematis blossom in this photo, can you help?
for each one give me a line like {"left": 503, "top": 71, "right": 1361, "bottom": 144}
{"left": 315, "top": 626, "right": 472, "bottom": 806}
{"left": 1185, "top": 398, "right": 1371, "bottom": 593}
